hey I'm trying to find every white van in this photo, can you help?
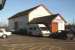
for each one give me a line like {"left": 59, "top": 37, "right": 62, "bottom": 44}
{"left": 38, "top": 24, "right": 51, "bottom": 37}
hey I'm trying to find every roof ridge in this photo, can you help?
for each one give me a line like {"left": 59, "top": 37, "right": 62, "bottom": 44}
{"left": 9, "top": 4, "right": 53, "bottom": 19}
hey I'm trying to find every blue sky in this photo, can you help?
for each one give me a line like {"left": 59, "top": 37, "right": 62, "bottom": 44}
{"left": 0, "top": 0, "right": 75, "bottom": 25}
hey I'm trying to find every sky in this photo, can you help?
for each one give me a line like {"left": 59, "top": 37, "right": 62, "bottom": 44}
{"left": 0, "top": 0, "right": 75, "bottom": 25}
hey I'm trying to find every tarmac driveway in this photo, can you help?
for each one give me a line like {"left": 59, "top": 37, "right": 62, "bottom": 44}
{"left": 0, "top": 34, "right": 75, "bottom": 50}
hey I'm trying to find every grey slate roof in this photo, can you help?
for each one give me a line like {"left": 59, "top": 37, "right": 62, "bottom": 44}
{"left": 8, "top": 4, "right": 52, "bottom": 19}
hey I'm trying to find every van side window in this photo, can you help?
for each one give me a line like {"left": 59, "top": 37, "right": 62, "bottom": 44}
{"left": 29, "top": 27, "right": 36, "bottom": 30}
{"left": 29, "top": 27, "right": 33, "bottom": 30}
{"left": 34, "top": 27, "right": 36, "bottom": 30}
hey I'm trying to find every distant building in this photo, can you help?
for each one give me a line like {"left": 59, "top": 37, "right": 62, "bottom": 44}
{"left": 8, "top": 4, "right": 66, "bottom": 36}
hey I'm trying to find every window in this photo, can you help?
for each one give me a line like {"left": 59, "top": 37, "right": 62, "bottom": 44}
{"left": 29, "top": 27, "right": 36, "bottom": 30}
{"left": 34, "top": 27, "right": 36, "bottom": 30}
{"left": 40, "top": 27, "right": 48, "bottom": 30}
{"left": 29, "top": 27, "right": 33, "bottom": 30}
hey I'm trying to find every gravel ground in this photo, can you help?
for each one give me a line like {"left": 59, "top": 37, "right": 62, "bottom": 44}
{"left": 0, "top": 34, "right": 75, "bottom": 50}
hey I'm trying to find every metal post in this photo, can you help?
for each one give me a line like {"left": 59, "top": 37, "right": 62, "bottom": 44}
{"left": 73, "top": 16, "right": 74, "bottom": 25}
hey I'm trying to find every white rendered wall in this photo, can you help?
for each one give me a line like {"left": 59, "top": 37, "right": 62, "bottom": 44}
{"left": 52, "top": 16, "right": 65, "bottom": 31}
{"left": 29, "top": 6, "right": 51, "bottom": 22}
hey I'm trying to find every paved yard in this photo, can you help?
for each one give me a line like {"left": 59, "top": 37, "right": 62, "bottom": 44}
{"left": 0, "top": 34, "right": 75, "bottom": 50}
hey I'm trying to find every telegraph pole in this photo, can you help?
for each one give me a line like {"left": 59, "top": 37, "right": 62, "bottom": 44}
{"left": 73, "top": 16, "right": 74, "bottom": 25}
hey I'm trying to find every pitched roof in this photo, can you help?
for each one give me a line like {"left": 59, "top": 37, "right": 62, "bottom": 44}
{"left": 29, "top": 14, "right": 67, "bottom": 24}
{"left": 8, "top": 4, "right": 52, "bottom": 19}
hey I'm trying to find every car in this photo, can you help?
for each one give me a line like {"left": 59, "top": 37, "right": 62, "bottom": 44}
{"left": 49, "top": 31, "right": 67, "bottom": 40}
{"left": 0, "top": 28, "right": 12, "bottom": 39}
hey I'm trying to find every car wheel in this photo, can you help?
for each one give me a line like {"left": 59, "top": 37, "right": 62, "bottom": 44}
{"left": 67, "top": 33, "right": 74, "bottom": 40}
{"left": 2, "top": 34, "right": 7, "bottom": 39}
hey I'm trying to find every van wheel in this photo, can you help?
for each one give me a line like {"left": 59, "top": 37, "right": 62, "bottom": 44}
{"left": 2, "top": 34, "right": 7, "bottom": 39}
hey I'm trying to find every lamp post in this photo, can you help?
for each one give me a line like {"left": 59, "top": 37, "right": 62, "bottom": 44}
{"left": 0, "top": 0, "right": 6, "bottom": 10}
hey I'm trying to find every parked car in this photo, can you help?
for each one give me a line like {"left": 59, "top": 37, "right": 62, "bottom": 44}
{"left": 49, "top": 30, "right": 75, "bottom": 40}
{"left": 0, "top": 29, "right": 12, "bottom": 39}
{"left": 49, "top": 31, "right": 67, "bottom": 40}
